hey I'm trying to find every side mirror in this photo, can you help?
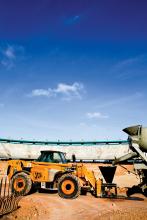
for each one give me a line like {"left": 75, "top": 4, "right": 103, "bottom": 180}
{"left": 72, "top": 154, "right": 76, "bottom": 163}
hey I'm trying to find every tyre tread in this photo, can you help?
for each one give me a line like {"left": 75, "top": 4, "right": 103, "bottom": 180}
{"left": 58, "top": 174, "right": 81, "bottom": 199}
{"left": 11, "top": 172, "right": 32, "bottom": 196}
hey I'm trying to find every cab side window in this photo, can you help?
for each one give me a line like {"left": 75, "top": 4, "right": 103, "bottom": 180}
{"left": 45, "top": 153, "right": 53, "bottom": 162}
{"left": 53, "top": 153, "right": 62, "bottom": 163}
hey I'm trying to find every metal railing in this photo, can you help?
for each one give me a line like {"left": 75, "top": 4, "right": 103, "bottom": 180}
{"left": 0, "top": 176, "right": 22, "bottom": 216}
{"left": 0, "top": 137, "right": 128, "bottom": 145}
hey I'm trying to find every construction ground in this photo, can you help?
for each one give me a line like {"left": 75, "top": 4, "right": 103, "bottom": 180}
{"left": 1, "top": 162, "right": 147, "bottom": 220}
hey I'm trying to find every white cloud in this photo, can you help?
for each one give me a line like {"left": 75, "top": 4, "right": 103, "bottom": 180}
{"left": 0, "top": 44, "right": 25, "bottom": 69}
{"left": 73, "top": 15, "right": 80, "bottom": 21}
{"left": 114, "top": 54, "right": 146, "bottom": 71}
{"left": 86, "top": 112, "right": 109, "bottom": 119}
{"left": 115, "top": 56, "right": 141, "bottom": 69}
{"left": 65, "top": 15, "right": 80, "bottom": 25}
{"left": 30, "top": 82, "right": 84, "bottom": 100}
{"left": 112, "top": 54, "right": 147, "bottom": 79}
{"left": 3, "top": 46, "right": 15, "bottom": 59}
{"left": 55, "top": 82, "right": 83, "bottom": 97}
{"left": 31, "top": 89, "right": 53, "bottom": 97}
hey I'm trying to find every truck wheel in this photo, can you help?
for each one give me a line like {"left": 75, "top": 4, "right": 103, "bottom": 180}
{"left": 11, "top": 172, "right": 32, "bottom": 196}
{"left": 143, "top": 189, "right": 147, "bottom": 197}
{"left": 126, "top": 185, "right": 141, "bottom": 197}
{"left": 58, "top": 174, "right": 81, "bottom": 199}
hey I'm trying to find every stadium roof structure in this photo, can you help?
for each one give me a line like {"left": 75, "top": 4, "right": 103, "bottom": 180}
{"left": 0, "top": 138, "right": 129, "bottom": 146}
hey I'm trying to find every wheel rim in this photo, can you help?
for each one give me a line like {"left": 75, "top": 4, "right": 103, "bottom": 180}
{"left": 14, "top": 178, "right": 25, "bottom": 192}
{"left": 61, "top": 180, "right": 75, "bottom": 195}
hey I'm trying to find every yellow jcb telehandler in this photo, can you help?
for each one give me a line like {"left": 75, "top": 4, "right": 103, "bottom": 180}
{"left": 7, "top": 150, "right": 117, "bottom": 199}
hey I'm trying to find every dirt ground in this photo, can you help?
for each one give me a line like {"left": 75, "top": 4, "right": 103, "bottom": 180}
{"left": 1, "top": 162, "right": 147, "bottom": 220}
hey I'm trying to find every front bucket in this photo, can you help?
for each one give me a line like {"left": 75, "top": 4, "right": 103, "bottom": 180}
{"left": 0, "top": 177, "right": 22, "bottom": 216}
{"left": 99, "top": 166, "right": 117, "bottom": 183}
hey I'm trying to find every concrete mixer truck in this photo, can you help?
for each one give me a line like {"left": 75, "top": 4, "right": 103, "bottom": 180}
{"left": 113, "top": 125, "right": 147, "bottom": 197}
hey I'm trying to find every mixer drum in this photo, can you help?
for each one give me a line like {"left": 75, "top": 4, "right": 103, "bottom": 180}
{"left": 123, "top": 125, "right": 147, "bottom": 153}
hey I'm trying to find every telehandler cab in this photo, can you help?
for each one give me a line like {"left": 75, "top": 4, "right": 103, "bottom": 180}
{"left": 7, "top": 150, "right": 117, "bottom": 199}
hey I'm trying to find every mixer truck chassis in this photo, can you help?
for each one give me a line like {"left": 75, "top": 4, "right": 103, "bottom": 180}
{"left": 113, "top": 125, "right": 147, "bottom": 197}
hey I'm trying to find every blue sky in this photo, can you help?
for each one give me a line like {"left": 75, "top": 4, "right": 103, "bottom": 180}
{"left": 0, "top": 0, "right": 147, "bottom": 140}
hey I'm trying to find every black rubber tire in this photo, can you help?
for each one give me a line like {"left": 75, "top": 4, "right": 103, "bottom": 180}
{"left": 143, "top": 189, "right": 147, "bottom": 197}
{"left": 58, "top": 174, "right": 81, "bottom": 199}
{"left": 126, "top": 185, "right": 142, "bottom": 197}
{"left": 142, "top": 187, "right": 147, "bottom": 197}
{"left": 11, "top": 172, "right": 32, "bottom": 196}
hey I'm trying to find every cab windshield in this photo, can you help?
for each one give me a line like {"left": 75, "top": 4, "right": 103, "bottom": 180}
{"left": 36, "top": 152, "right": 67, "bottom": 164}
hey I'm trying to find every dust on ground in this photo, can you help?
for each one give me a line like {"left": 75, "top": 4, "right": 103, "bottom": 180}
{"left": 0, "top": 162, "right": 146, "bottom": 220}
